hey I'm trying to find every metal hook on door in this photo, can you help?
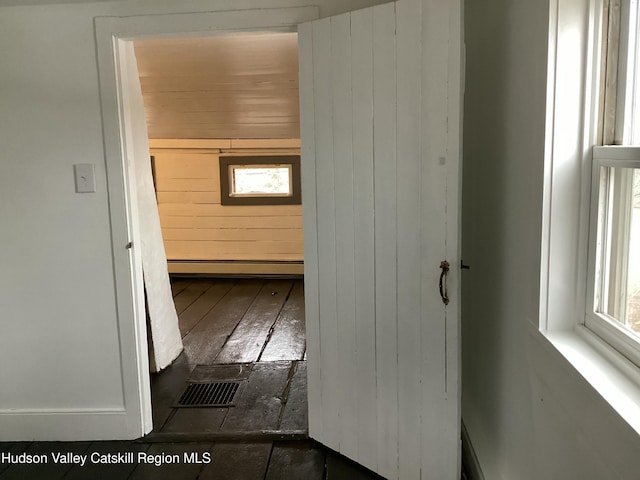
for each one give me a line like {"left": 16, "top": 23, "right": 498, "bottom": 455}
{"left": 439, "top": 260, "right": 450, "bottom": 305}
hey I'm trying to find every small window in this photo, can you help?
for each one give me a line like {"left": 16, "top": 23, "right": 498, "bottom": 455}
{"left": 219, "top": 155, "right": 301, "bottom": 206}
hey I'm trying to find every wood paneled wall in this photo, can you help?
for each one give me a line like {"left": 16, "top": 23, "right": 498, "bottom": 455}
{"left": 150, "top": 139, "right": 303, "bottom": 275}
{"left": 134, "top": 34, "right": 300, "bottom": 140}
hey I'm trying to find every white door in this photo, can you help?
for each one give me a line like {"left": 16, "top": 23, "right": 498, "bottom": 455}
{"left": 117, "top": 41, "right": 184, "bottom": 374}
{"left": 298, "top": 1, "right": 462, "bottom": 479}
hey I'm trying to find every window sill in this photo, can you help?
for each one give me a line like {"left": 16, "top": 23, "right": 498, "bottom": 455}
{"left": 539, "top": 325, "right": 640, "bottom": 435}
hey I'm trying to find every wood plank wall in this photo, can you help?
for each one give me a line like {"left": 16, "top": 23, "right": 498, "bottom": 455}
{"left": 134, "top": 34, "right": 300, "bottom": 140}
{"left": 149, "top": 139, "right": 303, "bottom": 275}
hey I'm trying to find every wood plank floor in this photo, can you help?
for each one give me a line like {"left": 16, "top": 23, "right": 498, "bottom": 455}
{"left": 151, "top": 278, "right": 309, "bottom": 436}
{"left": 153, "top": 277, "right": 383, "bottom": 479}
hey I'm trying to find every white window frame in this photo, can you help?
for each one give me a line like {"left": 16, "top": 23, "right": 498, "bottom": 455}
{"left": 585, "top": 146, "right": 640, "bottom": 366}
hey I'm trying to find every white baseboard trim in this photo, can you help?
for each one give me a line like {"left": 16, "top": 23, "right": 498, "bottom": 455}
{"left": 0, "top": 409, "right": 142, "bottom": 441}
{"left": 462, "top": 421, "right": 485, "bottom": 480}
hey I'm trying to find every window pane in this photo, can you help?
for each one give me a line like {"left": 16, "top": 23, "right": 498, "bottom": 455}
{"left": 231, "top": 166, "right": 292, "bottom": 197}
{"left": 628, "top": 169, "right": 640, "bottom": 330}
{"left": 597, "top": 166, "right": 640, "bottom": 333}
{"left": 219, "top": 155, "right": 301, "bottom": 206}
{"left": 622, "top": 0, "right": 640, "bottom": 144}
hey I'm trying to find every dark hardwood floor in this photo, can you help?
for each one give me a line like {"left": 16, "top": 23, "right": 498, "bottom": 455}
{"left": 0, "top": 440, "right": 383, "bottom": 480}
{"left": 151, "top": 278, "right": 308, "bottom": 437}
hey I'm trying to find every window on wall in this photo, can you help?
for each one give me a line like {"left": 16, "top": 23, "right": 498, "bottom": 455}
{"left": 542, "top": 0, "right": 640, "bottom": 433}
{"left": 219, "top": 155, "right": 301, "bottom": 206}
{"left": 586, "top": 0, "right": 640, "bottom": 366}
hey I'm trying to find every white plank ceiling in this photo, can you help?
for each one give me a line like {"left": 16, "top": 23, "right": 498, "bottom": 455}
{"left": 134, "top": 33, "right": 300, "bottom": 139}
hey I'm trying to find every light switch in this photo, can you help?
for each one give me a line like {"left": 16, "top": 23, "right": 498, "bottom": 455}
{"left": 74, "top": 164, "right": 96, "bottom": 193}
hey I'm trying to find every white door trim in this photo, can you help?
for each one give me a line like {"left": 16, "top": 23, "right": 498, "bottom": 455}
{"left": 94, "top": 6, "right": 320, "bottom": 438}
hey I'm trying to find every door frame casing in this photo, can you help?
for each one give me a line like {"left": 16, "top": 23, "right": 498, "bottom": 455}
{"left": 94, "top": 6, "right": 320, "bottom": 437}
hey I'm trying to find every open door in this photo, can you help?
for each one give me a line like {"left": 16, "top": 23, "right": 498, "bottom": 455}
{"left": 299, "top": 1, "right": 462, "bottom": 478}
{"left": 117, "top": 40, "right": 183, "bottom": 373}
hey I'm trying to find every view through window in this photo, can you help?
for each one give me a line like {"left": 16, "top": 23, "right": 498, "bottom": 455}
{"left": 231, "top": 165, "right": 292, "bottom": 197}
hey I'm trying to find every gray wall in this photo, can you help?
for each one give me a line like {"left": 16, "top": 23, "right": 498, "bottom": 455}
{"left": 462, "top": 0, "right": 640, "bottom": 478}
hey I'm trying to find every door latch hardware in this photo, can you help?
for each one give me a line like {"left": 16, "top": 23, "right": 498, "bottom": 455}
{"left": 439, "top": 260, "right": 450, "bottom": 305}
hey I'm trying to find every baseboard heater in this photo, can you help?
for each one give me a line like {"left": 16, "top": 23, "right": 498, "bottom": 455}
{"left": 167, "top": 260, "right": 304, "bottom": 276}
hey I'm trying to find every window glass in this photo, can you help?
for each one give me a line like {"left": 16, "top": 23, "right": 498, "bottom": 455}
{"left": 218, "top": 155, "right": 301, "bottom": 206}
{"left": 628, "top": 169, "right": 640, "bottom": 327}
{"left": 231, "top": 166, "right": 292, "bottom": 197}
{"left": 594, "top": 165, "right": 640, "bottom": 334}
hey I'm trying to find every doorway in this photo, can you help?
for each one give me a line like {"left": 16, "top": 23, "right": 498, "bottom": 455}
{"left": 129, "top": 33, "right": 308, "bottom": 436}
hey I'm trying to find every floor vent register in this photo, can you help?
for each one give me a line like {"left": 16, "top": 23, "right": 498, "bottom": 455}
{"left": 174, "top": 381, "right": 240, "bottom": 407}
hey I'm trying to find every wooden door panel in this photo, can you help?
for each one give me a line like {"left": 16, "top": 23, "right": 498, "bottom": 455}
{"left": 299, "top": 1, "right": 462, "bottom": 478}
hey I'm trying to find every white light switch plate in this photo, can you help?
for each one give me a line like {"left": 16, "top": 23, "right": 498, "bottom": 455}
{"left": 74, "top": 164, "right": 96, "bottom": 193}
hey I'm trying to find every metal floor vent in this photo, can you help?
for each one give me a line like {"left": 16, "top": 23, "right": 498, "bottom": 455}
{"left": 175, "top": 381, "right": 240, "bottom": 407}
